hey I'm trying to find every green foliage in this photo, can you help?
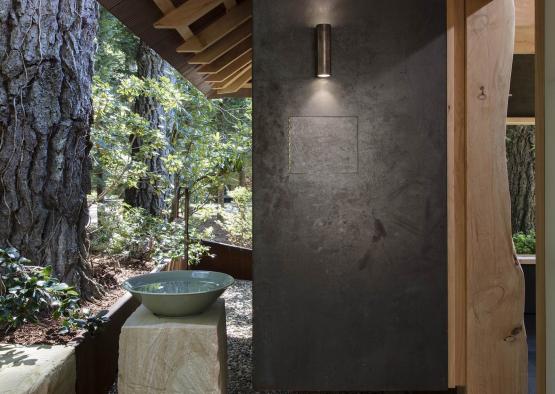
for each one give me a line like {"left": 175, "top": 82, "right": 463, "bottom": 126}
{"left": 95, "top": 7, "right": 138, "bottom": 83}
{"left": 90, "top": 201, "right": 213, "bottom": 265}
{"left": 91, "top": 73, "right": 184, "bottom": 199}
{"left": 512, "top": 231, "right": 536, "bottom": 255}
{"left": 218, "top": 187, "right": 252, "bottom": 248}
{"left": 91, "top": 201, "right": 159, "bottom": 258}
{"left": 0, "top": 248, "right": 108, "bottom": 335}
{"left": 90, "top": 8, "right": 252, "bottom": 262}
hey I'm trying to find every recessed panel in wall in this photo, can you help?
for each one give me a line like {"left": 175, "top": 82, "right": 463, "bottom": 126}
{"left": 253, "top": 0, "right": 447, "bottom": 391}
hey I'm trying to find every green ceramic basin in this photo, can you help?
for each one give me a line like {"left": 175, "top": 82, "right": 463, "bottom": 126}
{"left": 122, "top": 270, "right": 234, "bottom": 317}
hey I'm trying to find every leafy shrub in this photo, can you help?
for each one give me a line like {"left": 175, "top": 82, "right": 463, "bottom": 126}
{"left": 90, "top": 200, "right": 212, "bottom": 265}
{"left": 513, "top": 231, "right": 536, "bottom": 255}
{"left": 91, "top": 201, "right": 159, "bottom": 260}
{"left": 150, "top": 219, "right": 212, "bottom": 266}
{"left": 218, "top": 187, "right": 252, "bottom": 248}
{"left": 0, "top": 248, "right": 108, "bottom": 334}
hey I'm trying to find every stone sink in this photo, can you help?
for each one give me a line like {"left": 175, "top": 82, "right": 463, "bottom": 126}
{"left": 122, "top": 270, "right": 234, "bottom": 317}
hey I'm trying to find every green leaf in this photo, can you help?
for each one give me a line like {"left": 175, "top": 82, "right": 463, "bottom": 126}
{"left": 6, "top": 248, "right": 19, "bottom": 259}
{"left": 41, "top": 266, "right": 53, "bottom": 277}
{"left": 50, "top": 283, "right": 69, "bottom": 291}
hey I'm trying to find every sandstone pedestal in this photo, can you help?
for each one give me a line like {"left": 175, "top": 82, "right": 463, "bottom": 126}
{"left": 118, "top": 299, "right": 227, "bottom": 394}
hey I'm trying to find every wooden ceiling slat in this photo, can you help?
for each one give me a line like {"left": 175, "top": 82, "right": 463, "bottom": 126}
{"left": 211, "top": 62, "right": 252, "bottom": 89}
{"left": 176, "top": 0, "right": 252, "bottom": 53}
{"left": 152, "top": 0, "right": 195, "bottom": 40}
{"left": 198, "top": 39, "right": 251, "bottom": 74}
{"left": 204, "top": 50, "right": 251, "bottom": 82}
{"left": 215, "top": 65, "right": 252, "bottom": 94}
{"left": 223, "top": 0, "right": 236, "bottom": 9}
{"left": 188, "top": 20, "right": 251, "bottom": 64}
{"left": 205, "top": 61, "right": 251, "bottom": 83}
{"left": 154, "top": 0, "right": 223, "bottom": 29}
{"left": 212, "top": 62, "right": 251, "bottom": 89}
{"left": 225, "top": 87, "right": 252, "bottom": 97}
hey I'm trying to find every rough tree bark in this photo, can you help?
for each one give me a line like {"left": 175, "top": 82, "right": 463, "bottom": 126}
{"left": 506, "top": 125, "right": 535, "bottom": 234}
{"left": 0, "top": 0, "right": 100, "bottom": 297}
{"left": 239, "top": 168, "right": 246, "bottom": 187}
{"left": 124, "top": 41, "right": 172, "bottom": 216}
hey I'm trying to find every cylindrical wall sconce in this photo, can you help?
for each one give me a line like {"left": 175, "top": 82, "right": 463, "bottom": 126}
{"left": 316, "top": 24, "right": 331, "bottom": 78}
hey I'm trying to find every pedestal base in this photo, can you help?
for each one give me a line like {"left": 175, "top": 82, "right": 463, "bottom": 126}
{"left": 118, "top": 299, "right": 227, "bottom": 394}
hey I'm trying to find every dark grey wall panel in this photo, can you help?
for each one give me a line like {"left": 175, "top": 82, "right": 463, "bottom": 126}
{"left": 252, "top": 0, "right": 447, "bottom": 391}
{"left": 508, "top": 54, "right": 535, "bottom": 117}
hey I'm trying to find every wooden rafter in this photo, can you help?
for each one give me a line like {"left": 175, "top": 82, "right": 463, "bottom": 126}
{"left": 188, "top": 20, "right": 252, "bottom": 64}
{"left": 176, "top": 0, "right": 252, "bottom": 53}
{"left": 205, "top": 63, "right": 250, "bottom": 84}
{"left": 154, "top": 0, "right": 223, "bottom": 29}
{"left": 204, "top": 50, "right": 251, "bottom": 82}
{"left": 152, "top": 0, "right": 195, "bottom": 40}
{"left": 198, "top": 39, "right": 251, "bottom": 74}
{"left": 205, "top": 61, "right": 252, "bottom": 83}
{"left": 213, "top": 63, "right": 251, "bottom": 90}
{"left": 216, "top": 64, "right": 252, "bottom": 94}
{"left": 150, "top": 0, "right": 252, "bottom": 97}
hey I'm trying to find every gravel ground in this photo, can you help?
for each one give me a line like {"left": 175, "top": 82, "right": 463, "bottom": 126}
{"left": 223, "top": 280, "right": 255, "bottom": 393}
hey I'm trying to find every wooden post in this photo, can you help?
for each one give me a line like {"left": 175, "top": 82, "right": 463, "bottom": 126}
{"left": 465, "top": 0, "right": 528, "bottom": 392}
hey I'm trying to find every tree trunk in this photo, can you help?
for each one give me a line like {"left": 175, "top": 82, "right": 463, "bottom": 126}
{"left": 124, "top": 41, "right": 172, "bottom": 216}
{"left": 239, "top": 168, "right": 247, "bottom": 187}
{"left": 183, "top": 187, "right": 190, "bottom": 269}
{"left": 95, "top": 169, "right": 105, "bottom": 202}
{"left": 0, "top": 0, "right": 100, "bottom": 297}
{"left": 170, "top": 176, "right": 180, "bottom": 221}
{"left": 506, "top": 125, "right": 535, "bottom": 234}
{"left": 217, "top": 184, "right": 225, "bottom": 207}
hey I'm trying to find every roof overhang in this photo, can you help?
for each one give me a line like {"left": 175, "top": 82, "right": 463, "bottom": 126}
{"left": 99, "top": 0, "right": 252, "bottom": 98}
{"left": 99, "top": 0, "right": 533, "bottom": 99}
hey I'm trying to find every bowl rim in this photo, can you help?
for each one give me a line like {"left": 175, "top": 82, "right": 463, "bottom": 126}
{"left": 122, "top": 270, "right": 235, "bottom": 296}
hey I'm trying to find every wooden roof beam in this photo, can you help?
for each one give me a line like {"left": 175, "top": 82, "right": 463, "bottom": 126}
{"left": 188, "top": 20, "right": 251, "bottom": 64}
{"left": 152, "top": 0, "right": 195, "bottom": 40}
{"left": 215, "top": 65, "right": 252, "bottom": 94}
{"left": 176, "top": 0, "right": 252, "bottom": 53}
{"left": 197, "top": 39, "right": 251, "bottom": 74}
{"left": 204, "top": 50, "right": 252, "bottom": 82}
{"left": 212, "top": 63, "right": 251, "bottom": 90}
{"left": 154, "top": 0, "right": 223, "bottom": 29}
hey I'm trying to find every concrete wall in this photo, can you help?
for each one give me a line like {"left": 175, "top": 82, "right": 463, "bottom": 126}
{"left": 252, "top": 0, "right": 447, "bottom": 391}
{"left": 544, "top": 0, "right": 555, "bottom": 390}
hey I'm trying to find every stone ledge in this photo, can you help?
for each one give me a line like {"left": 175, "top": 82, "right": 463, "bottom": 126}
{"left": 0, "top": 344, "right": 76, "bottom": 394}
